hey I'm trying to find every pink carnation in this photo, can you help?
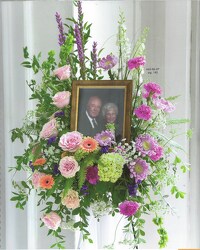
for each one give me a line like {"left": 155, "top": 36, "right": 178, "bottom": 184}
{"left": 143, "top": 82, "right": 162, "bottom": 99}
{"left": 52, "top": 91, "right": 71, "bottom": 108}
{"left": 53, "top": 65, "right": 71, "bottom": 80}
{"left": 86, "top": 166, "right": 100, "bottom": 185}
{"left": 62, "top": 189, "right": 80, "bottom": 209}
{"left": 98, "top": 54, "right": 118, "bottom": 70}
{"left": 119, "top": 201, "right": 139, "bottom": 217}
{"left": 40, "top": 118, "right": 58, "bottom": 139}
{"left": 153, "top": 98, "right": 175, "bottom": 113}
{"left": 59, "top": 131, "right": 83, "bottom": 152}
{"left": 59, "top": 156, "right": 80, "bottom": 178}
{"left": 41, "top": 211, "right": 61, "bottom": 230}
{"left": 127, "top": 56, "right": 146, "bottom": 70}
{"left": 32, "top": 171, "right": 45, "bottom": 189}
{"left": 134, "top": 104, "right": 152, "bottom": 120}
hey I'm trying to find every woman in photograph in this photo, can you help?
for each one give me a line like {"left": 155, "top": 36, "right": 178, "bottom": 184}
{"left": 102, "top": 102, "right": 122, "bottom": 142}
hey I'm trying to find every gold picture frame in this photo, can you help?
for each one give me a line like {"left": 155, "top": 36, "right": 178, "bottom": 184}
{"left": 71, "top": 80, "right": 133, "bottom": 142}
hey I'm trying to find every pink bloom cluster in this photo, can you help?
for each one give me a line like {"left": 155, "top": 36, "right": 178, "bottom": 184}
{"left": 62, "top": 189, "right": 80, "bottom": 209}
{"left": 32, "top": 171, "right": 45, "bottom": 189}
{"left": 59, "top": 131, "right": 83, "bottom": 152}
{"left": 143, "top": 82, "right": 162, "bottom": 99}
{"left": 119, "top": 200, "right": 139, "bottom": 217}
{"left": 41, "top": 211, "right": 61, "bottom": 230}
{"left": 153, "top": 97, "right": 175, "bottom": 113}
{"left": 40, "top": 118, "right": 58, "bottom": 139}
{"left": 54, "top": 65, "right": 71, "bottom": 80}
{"left": 128, "top": 158, "right": 150, "bottom": 182}
{"left": 59, "top": 156, "right": 80, "bottom": 178}
{"left": 134, "top": 104, "right": 152, "bottom": 120}
{"left": 86, "top": 166, "right": 99, "bottom": 185}
{"left": 127, "top": 56, "right": 146, "bottom": 70}
{"left": 52, "top": 91, "right": 71, "bottom": 108}
{"left": 98, "top": 54, "right": 118, "bottom": 70}
{"left": 135, "top": 134, "right": 163, "bottom": 161}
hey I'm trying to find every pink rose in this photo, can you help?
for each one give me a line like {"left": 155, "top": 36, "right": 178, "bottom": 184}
{"left": 54, "top": 65, "right": 71, "bottom": 80}
{"left": 40, "top": 118, "right": 58, "bottom": 139}
{"left": 52, "top": 91, "right": 71, "bottom": 108}
{"left": 59, "top": 131, "right": 83, "bottom": 152}
{"left": 32, "top": 171, "right": 45, "bottom": 189}
{"left": 62, "top": 189, "right": 80, "bottom": 209}
{"left": 59, "top": 156, "right": 80, "bottom": 178}
{"left": 41, "top": 211, "right": 61, "bottom": 230}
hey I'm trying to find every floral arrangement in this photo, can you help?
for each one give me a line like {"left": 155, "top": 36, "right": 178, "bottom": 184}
{"left": 10, "top": 1, "right": 191, "bottom": 249}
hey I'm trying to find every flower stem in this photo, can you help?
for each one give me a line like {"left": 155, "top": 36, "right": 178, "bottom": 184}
{"left": 112, "top": 215, "right": 124, "bottom": 246}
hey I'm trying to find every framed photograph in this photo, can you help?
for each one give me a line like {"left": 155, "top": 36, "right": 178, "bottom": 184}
{"left": 71, "top": 80, "right": 133, "bottom": 142}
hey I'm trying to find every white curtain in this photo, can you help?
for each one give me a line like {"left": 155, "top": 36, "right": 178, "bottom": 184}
{"left": 0, "top": 0, "right": 199, "bottom": 249}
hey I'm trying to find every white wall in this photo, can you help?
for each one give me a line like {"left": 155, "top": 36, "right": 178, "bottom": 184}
{"left": 0, "top": 0, "right": 198, "bottom": 249}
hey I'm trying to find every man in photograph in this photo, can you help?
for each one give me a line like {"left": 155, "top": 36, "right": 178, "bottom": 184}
{"left": 78, "top": 95, "right": 103, "bottom": 136}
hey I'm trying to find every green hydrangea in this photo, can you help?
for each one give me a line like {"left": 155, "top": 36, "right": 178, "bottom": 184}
{"left": 98, "top": 153, "right": 125, "bottom": 183}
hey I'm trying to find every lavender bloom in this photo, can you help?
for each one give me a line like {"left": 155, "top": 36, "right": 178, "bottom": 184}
{"left": 98, "top": 54, "right": 118, "bottom": 71}
{"left": 47, "top": 136, "right": 57, "bottom": 145}
{"left": 92, "top": 41, "right": 98, "bottom": 77}
{"left": 55, "top": 12, "right": 66, "bottom": 46}
{"left": 94, "top": 130, "right": 115, "bottom": 147}
{"left": 74, "top": 24, "right": 85, "bottom": 65}
{"left": 54, "top": 110, "right": 65, "bottom": 118}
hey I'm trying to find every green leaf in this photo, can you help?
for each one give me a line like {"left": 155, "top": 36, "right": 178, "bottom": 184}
{"left": 63, "top": 178, "right": 74, "bottom": 197}
{"left": 78, "top": 165, "right": 88, "bottom": 190}
{"left": 166, "top": 95, "right": 180, "bottom": 101}
{"left": 187, "top": 129, "right": 193, "bottom": 138}
{"left": 166, "top": 118, "right": 190, "bottom": 125}
{"left": 21, "top": 181, "right": 30, "bottom": 189}
{"left": 173, "top": 156, "right": 181, "bottom": 165}
{"left": 23, "top": 46, "right": 29, "bottom": 58}
{"left": 21, "top": 61, "right": 32, "bottom": 68}
{"left": 11, "top": 196, "right": 21, "bottom": 201}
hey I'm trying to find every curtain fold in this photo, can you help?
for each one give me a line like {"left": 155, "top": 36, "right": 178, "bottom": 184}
{"left": 189, "top": 0, "right": 200, "bottom": 247}
{"left": 0, "top": 0, "right": 199, "bottom": 249}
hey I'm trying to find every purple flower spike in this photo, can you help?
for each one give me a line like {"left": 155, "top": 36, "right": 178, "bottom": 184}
{"left": 54, "top": 110, "right": 65, "bottom": 118}
{"left": 77, "top": 0, "right": 83, "bottom": 33}
{"left": 55, "top": 12, "right": 66, "bottom": 46}
{"left": 128, "top": 184, "right": 138, "bottom": 197}
{"left": 74, "top": 24, "right": 84, "bottom": 65}
{"left": 92, "top": 41, "right": 98, "bottom": 77}
{"left": 53, "top": 164, "right": 61, "bottom": 175}
{"left": 29, "top": 161, "right": 34, "bottom": 172}
{"left": 100, "top": 146, "right": 110, "bottom": 153}
{"left": 47, "top": 136, "right": 57, "bottom": 145}
{"left": 81, "top": 185, "right": 89, "bottom": 195}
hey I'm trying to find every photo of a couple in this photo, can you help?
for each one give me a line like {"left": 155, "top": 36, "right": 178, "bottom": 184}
{"left": 77, "top": 90, "right": 124, "bottom": 141}
{"left": 71, "top": 80, "right": 132, "bottom": 142}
